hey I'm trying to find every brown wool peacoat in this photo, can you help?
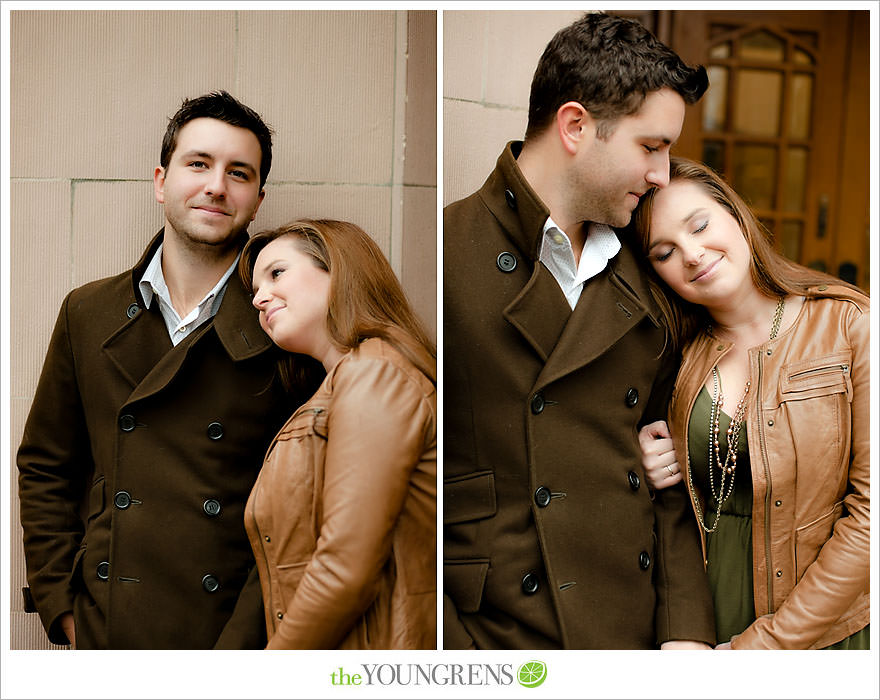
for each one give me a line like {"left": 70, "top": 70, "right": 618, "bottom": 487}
{"left": 17, "top": 230, "right": 307, "bottom": 649}
{"left": 443, "top": 142, "right": 715, "bottom": 649}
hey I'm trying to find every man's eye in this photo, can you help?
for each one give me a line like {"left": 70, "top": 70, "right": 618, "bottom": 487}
{"left": 230, "top": 170, "right": 249, "bottom": 180}
{"left": 189, "top": 161, "right": 207, "bottom": 169}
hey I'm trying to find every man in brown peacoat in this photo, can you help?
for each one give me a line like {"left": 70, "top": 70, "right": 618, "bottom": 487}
{"left": 443, "top": 14, "right": 716, "bottom": 649}
{"left": 17, "top": 92, "right": 314, "bottom": 649}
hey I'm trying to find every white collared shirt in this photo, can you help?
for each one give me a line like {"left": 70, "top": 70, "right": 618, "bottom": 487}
{"left": 538, "top": 216, "right": 621, "bottom": 309}
{"left": 139, "top": 243, "right": 241, "bottom": 346}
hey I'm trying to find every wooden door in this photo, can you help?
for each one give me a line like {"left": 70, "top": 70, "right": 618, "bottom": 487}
{"left": 664, "top": 10, "right": 870, "bottom": 291}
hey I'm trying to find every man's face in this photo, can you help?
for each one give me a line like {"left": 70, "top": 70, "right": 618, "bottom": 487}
{"left": 572, "top": 88, "right": 686, "bottom": 228}
{"left": 154, "top": 117, "right": 265, "bottom": 250}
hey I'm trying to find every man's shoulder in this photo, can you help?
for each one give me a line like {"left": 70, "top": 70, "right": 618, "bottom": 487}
{"left": 66, "top": 268, "right": 133, "bottom": 307}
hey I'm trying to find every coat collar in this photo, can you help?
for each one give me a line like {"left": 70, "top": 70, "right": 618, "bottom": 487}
{"left": 104, "top": 229, "right": 273, "bottom": 397}
{"left": 478, "top": 141, "right": 550, "bottom": 262}
{"left": 486, "top": 142, "right": 663, "bottom": 383}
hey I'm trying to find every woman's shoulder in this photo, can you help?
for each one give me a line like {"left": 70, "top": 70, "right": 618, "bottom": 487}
{"left": 334, "top": 337, "right": 434, "bottom": 395}
{"left": 806, "top": 284, "right": 869, "bottom": 315}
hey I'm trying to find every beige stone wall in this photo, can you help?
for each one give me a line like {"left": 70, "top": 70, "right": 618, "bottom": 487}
{"left": 7, "top": 8, "right": 436, "bottom": 650}
{"left": 442, "top": 10, "right": 584, "bottom": 206}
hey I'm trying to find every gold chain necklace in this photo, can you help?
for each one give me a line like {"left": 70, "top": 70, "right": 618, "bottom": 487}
{"left": 690, "top": 297, "right": 786, "bottom": 534}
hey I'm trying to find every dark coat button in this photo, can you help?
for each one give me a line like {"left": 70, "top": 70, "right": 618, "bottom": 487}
{"left": 496, "top": 251, "right": 517, "bottom": 273}
{"left": 639, "top": 551, "right": 651, "bottom": 570}
{"left": 203, "top": 499, "right": 221, "bottom": 517}
{"left": 206, "top": 422, "right": 224, "bottom": 440}
{"left": 534, "top": 486, "right": 551, "bottom": 508}
{"left": 627, "top": 471, "right": 641, "bottom": 491}
{"left": 96, "top": 562, "right": 110, "bottom": 580}
{"left": 126, "top": 303, "right": 140, "bottom": 319}
{"left": 119, "top": 414, "right": 136, "bottom": 432}
{"left": 114, "top": 491, "right": 132, "bottom": 509}
{"left": 625, "top": 388, "right": 639, "bottom": 407}
{"left": 521, "top": 572, "right": 539, "bottom": 595}
{"left": 504, "top": 188, "right": 517, "bottom": 210}
{"left": 530, "top": 392, "right": 545, "bottom": 415}
{"left": 202, "top": 574, "right": 220, "bottom": 593}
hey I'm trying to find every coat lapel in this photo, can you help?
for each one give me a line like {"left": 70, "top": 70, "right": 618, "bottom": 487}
{"left": 503, "top": 262, "right": 571, "bottom": 363}
{"left": 536, "top": 241, "right": 661, "bottom": 389}
{"left": 101, "top": 230, "right": 273, "bottom": 405}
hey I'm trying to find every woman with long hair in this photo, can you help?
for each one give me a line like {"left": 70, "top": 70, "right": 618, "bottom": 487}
{"left": 633, "top": 157, "right": 868, "bottom": 649}
{"left": 239, "top": 219, "right": 436, "bottom": 649}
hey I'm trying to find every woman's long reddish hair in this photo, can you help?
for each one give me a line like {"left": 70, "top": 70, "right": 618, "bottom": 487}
{"left": 240, "top": 219, "right": 436, "bottom": 390}
{"left": 631, "top": 156, "right": 863, "bottom": 352}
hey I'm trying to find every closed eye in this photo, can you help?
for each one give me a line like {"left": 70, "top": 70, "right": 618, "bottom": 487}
{"left": 653, "top": 249, "right": 673, "bottom": 262}
{"left": 693, "top": 221, "right": 708, "bottom": 234}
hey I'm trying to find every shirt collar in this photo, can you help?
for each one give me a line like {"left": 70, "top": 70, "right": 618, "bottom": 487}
{"left": 138, "top": 242, "right": 241, "bottom": 319}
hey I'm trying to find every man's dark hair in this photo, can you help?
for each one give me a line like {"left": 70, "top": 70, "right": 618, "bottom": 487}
{"left": 525, "top": 13, "right": 708, "bottom": 141}
{"left": 160, "top": 90, "right": 274, "bottom": 189}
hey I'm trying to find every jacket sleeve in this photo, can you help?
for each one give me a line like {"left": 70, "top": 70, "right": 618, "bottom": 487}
{"left": 16, "top": 293, "right": 90, "bottom": 646}
{"left": 649, "top": 349, "right": 716, "bottom": 646}
{"left": 213, "top": 564, "right": 267, "bottom": 649}
{"left": 266, "top": 354, "right": 435, "bottom": 649}
{"left": 733, "top": 302, "right": 870, "bottom": 649}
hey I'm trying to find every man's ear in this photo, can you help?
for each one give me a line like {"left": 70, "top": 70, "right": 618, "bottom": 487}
{"left": 250, "top": 189, "right": 266, "bottom": 222}
{"left": 153, "top": 167, "right": 166, "bottom": 204}
{"left": 555, "top": 101, "right": 596, "bottom": 155}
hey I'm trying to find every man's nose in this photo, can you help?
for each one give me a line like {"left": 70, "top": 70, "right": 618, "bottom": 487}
{"left": 645, "top": 153, "right": 671, "bottom": 189}
{"left": 204, "top": 169, "right": 227, "bottom": 197}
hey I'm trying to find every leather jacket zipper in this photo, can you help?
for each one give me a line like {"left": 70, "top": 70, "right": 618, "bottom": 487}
{"left": 789, "top": 363, "right": 849, "bottom": 380}
{"left": 755, "top": 350, "right": 774, "bottom": 613}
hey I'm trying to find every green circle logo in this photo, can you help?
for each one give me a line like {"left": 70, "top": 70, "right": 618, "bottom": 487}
{"left": 517, "top": 660, "right": 547, "bottom": 688}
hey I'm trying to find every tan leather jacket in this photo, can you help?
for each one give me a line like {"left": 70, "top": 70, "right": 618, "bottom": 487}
{"left": 668, "top": 286, "right": 869, "bottom": 649}
{"left": 244, "top": 338, "right": 437, "bottom": 649}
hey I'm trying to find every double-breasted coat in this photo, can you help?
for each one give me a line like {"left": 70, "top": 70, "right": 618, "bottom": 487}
{"left": 17, "top": 230, "right": 304, "bottom": 649}
{"left": 443, "top": 142, "right": 715, "bottom": 649}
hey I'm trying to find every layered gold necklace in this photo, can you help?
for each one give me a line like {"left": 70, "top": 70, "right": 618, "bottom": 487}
{"left": 690, "top": 297, "right": 786, "bottom": 534}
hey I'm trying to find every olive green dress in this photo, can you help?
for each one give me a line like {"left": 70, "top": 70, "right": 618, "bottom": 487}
{"left": 688, "top": 386, "right": 868, "bottom": 648}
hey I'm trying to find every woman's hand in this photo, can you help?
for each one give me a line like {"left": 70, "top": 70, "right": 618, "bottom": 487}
{"left": 638, "top": 420, "right": 682, "bottom": 490}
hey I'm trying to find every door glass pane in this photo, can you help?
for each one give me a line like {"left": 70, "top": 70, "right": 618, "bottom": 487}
{"left": 780, "top": 220, "right": 802, "bottom": 262}
{"left": 734, "top": 70, "right": 782, "bottom": 136}
{"left": 734, "top": 146, "right": 777, "bottom": 210}
{"left": 783, "top": 148, "right": 808, "bottom": 212}
{"left": 740, "top": 30, "right": 785, "bottom": 62}
{"left": 793, "top": 47, "right": 814, "bottom": 65}
{"left": 703, "top": 141, "right": 725, "bottom": 174}
{"left": 710, "top": 42, "right": 731, "bottom": 59}
{"left": 789, "top": 74, "right": 813, "bottom": 139}
{"left": 703, "top": 66, "right": 728, "bottom": 131}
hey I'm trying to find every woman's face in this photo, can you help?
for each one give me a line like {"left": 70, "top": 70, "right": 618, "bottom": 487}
{"left": 645, "top": 179, "right": 753, "bottom": 309}
{"left": 251, "top": 236, "right": 332, "bottom": 359}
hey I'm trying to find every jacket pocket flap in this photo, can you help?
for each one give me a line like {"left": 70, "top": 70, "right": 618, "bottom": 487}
{"left": 444, "top": 559, "right": 489, "bottom": 614}
{"left": 444, "top": 470, "right": 496, "bottom": 524}
{"left": 781, "top": 352, "right": 851, "bottom": 397}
